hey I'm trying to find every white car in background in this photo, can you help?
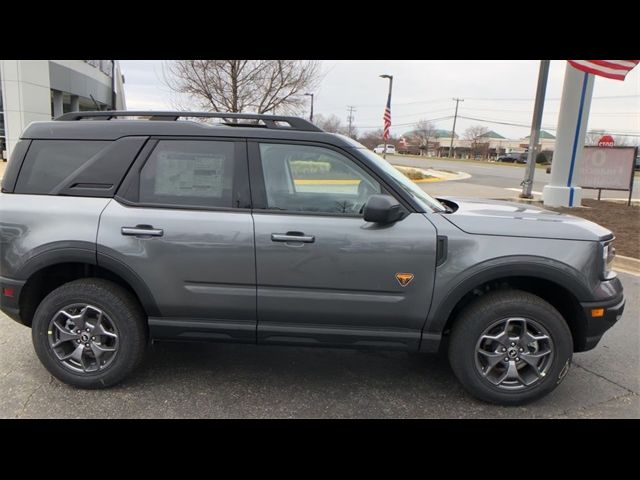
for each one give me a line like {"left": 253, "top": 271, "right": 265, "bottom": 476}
{"left": 373, "top": 144, "right": 396, "bottom": 154}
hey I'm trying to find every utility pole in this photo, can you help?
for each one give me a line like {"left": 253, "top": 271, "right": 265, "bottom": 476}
{"left": 449, "top": 98, "right": 463, "bottom": 158}
{"left": 347, "top": 105, "right": 356, "bottom": 138}
{"left": 521, "top": 60, "right": 550, "bottom": 199}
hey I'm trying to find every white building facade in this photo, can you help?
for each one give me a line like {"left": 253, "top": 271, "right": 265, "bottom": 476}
{"left": 0, "top": 60, "right": 126, "bottom": 160}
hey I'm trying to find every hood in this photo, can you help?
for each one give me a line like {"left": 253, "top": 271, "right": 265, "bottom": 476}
{"left": 437, "top": 197, "right": 613, "bottom": 241}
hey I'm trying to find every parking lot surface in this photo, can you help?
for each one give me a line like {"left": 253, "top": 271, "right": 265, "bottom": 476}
{"left": 0, "top": 272, "right": 637, "bottom": 419}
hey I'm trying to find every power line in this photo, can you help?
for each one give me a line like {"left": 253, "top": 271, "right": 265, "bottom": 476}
{"left": 460, "top": 106, "right": 640, "bottom": 115}
{"left": 344, "top": 107, "right": 454, "bottom": 123}
{"left": 463, "top": 94, "right": 640, "bottom": 102}
{"left": 319, "top": 94, "right": 638, "bottom": 110}
{"left": 457, "top": 115, "right": 640, "bottom": 137}
{"left": 355, "top": 115, "right": 454, "bottom": 129}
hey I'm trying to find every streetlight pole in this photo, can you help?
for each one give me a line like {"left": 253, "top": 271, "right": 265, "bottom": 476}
{"left": 304, "top": 93, "right": 314, "bottom": 122}
{"left": 520, "top": 60, "right": 550, "bottom": 199}
{"left": 449, "top": 98, "right": 463, "bottom": 158}
{"left": 380, "top": 74, "right": 393, "bottom": 160}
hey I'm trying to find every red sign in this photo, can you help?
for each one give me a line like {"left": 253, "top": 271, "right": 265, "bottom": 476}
{"left": 598, "top": 135, "right": 615, "bottom": 147}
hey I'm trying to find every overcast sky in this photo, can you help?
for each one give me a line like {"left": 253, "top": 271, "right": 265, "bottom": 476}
{"left": 120, "top": 60, "right": 639, "bottom": 141}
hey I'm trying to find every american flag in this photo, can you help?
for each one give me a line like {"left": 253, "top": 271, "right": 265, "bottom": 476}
{"left": 383, "top": 96, "right": 391, "bottom": 141}
{"left": 568, "top": 60, "right": 639, "bottom": 81}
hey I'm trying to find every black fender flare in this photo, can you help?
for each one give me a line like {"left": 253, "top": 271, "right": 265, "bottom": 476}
{"left": 422, "top": 255, "right": 592, "bottom": 337}
{"left": 14, "top": 243, "right": 160, "bottom": 317}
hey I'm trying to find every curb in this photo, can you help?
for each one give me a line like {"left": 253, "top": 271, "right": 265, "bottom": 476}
{"left": 392, "top": 164, "right": 471, "bottom": 183}
{"left": 613, "top": 255, "right": 640, "bottom": 276}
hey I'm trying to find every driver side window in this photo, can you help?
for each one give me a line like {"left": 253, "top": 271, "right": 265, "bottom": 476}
{"left": 259, "top": 143, "right": 382, "bottom": 215}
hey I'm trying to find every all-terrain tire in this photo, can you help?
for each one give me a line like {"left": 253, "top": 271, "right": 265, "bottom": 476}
{"left": 31, "top": 278, "right": 147, "bottom": 389}
{"left": 448, "top": 289, "right": 573, "bottom": 405}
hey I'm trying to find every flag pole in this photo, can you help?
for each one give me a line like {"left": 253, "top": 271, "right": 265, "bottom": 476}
{"left": 380, "top": 74, "right": 393, "bottom": 160}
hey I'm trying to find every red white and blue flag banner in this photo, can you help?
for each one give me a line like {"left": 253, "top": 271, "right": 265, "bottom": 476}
{"left": 383, "top": 96, "right": 391, "bottom": 141}
{"left": 568, "top": 60, "right": 639, "bottom": 81}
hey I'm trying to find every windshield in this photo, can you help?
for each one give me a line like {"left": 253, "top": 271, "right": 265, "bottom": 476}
{"left": 355, "top": 148, "right": 446, "bottom": 212}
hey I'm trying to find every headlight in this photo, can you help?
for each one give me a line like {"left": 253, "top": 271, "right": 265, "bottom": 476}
{"left": 602, "top": 240, "right": 616, "bottom": 279}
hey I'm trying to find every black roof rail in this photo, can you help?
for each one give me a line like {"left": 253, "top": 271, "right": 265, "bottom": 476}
{"left": 54, "top": 110, "right": 323, "bottom": 132}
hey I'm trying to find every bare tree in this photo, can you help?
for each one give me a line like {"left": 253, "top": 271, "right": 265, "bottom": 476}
{"left": 612, "top": 135, "right": 633, "bottom": 146}
{"left": 464, "top": 125, "right": 490, "bottom": 159}
{"left": 463, "top": 125, "right": 490, "bottom": 141}
{"left": 163, "top": 60, "right": 321, "bottom": 114}
{"left": 314, "top": 114, "right": 350, "bottom": 135}
{"left": 585, "top": 129, "right": 607, "bottom": 145}
{"left": 411, "top": 119, "right": 438, "bottom": 155}
{"left": 358, "top": 129, "right": 396, "bottom": 150}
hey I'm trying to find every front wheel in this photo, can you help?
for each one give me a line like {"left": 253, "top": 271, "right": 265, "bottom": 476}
{"left": 32, "top": 278, "right": 148, "bottom": 389}
{"left": 448, "top": 290, "right": 573, "bottom": 405}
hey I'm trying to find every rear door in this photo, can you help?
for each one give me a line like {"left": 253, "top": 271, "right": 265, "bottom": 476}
{"left": 97, "top": 137, "right": 256, "bottom": 342}
{"left": 249, "top": 140, "right": 438, "bottom": 351}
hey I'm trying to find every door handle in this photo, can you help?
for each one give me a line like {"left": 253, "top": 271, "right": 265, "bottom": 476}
{"left": 271, "top": 232, "right": 315, "bottom": 243}
{"left": 121, "top": 225, "right": 164, "bottom": 237}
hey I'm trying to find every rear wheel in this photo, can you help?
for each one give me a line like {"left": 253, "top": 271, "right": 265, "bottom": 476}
{"left": 448, "top": 290, "right": 573, "bottom": 405}
{"left": 32, "top": 278, "right": 147, "bottom": 389}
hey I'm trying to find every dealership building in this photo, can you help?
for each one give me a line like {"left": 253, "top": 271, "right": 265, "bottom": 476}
{"left": 0, "top": 60, "right": 126, "bottom": 160}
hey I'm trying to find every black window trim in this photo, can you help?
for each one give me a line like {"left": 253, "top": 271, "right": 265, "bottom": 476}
{"left": 247, "top": 138, "right": 416, "bottom": 216}
{"left": 1, "top": 139, "right": 32, "bottom": 193}
{"left": 115, "top": 136, "right": 252, "bottom": 212}
{"left": 12, "top": 139, "right": 111, "bottom": 195}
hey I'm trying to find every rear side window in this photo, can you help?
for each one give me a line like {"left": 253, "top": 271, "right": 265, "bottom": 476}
{"left": 15, "top": 140, "right": 109, "bottom": 194}
{"left": 139, "top": 140, "right": 236, "bottom": 208}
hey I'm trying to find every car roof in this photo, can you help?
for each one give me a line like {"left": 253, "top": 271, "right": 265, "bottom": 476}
{"left": 21, "top": 120, "right": 357, "bottom": 149}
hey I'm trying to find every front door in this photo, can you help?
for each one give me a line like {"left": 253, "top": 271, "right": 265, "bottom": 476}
{"left": 97, "top": 138, "right": 256, "bottom": 343}
{"left": 250, "top": 141, "right": 438, "bottom": 351}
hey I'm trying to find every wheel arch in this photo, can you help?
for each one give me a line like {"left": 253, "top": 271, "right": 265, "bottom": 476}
{"left": 16, "top": 252, "right": 159, "bottom": 327}
{"left": 424, "top": 257, "right": 591, "bottom": 352}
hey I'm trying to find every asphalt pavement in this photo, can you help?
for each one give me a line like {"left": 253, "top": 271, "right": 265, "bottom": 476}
{"left": 1, "top": 272, "right": 637, "bottom": 419}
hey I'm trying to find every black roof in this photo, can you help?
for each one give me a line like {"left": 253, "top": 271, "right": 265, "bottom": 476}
{"left": 21, "top": 111, "right": 357, "bottom": 148}
{"left": 22, "top": 119, "right": 357, "bottom": 147}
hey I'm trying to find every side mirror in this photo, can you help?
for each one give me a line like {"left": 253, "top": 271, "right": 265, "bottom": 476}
{"left": 363, "top": 195, "right": 405, "bottom": 224}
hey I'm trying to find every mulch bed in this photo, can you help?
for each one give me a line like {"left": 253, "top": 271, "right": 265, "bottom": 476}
{"left": 546, "top": 199, "right": 639, "bottom": 258}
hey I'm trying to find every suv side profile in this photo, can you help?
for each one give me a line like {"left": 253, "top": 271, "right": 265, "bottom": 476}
{"left": 0, "top": 112, "right": 625, "bottom": 405}
{"left": 497, "top": 152, "right": 527, "bottom": 164}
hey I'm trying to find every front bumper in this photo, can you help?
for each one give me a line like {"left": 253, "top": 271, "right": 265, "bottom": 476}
{"left": 0, "top": 276, "right": 25, "bottom": 324}
{"left": 579, "top": 292, "right": 625, "bottom": 351}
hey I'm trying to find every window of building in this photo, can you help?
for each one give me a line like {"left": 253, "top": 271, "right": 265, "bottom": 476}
{"left": 258, "top": 143, "right": 382, "bottom": 215}
{"left": 139, "top": 140, "right": 236, "bottom": 208}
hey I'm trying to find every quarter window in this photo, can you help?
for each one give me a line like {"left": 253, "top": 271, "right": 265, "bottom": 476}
{"left": 15, "top": 140, "right": 109, "bottom": 194}
{"left": 259, "top": 143, "right": 382, "bottom": 215}
{"left": 139, "top": 140, "right": 235, "bottom": 208}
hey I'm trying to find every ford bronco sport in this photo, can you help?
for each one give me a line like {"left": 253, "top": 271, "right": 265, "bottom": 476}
{"left": 0, "top": 111, "right": 625, "bottom": 405}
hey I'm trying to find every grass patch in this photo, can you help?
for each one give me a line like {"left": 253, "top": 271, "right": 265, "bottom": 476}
{"left": 394, "top": 165, "right": 436, "bottom": 181}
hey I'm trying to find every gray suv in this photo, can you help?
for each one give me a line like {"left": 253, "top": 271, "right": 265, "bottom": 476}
{"left": 0, "top": 111, "right": 625, "bottom": 405}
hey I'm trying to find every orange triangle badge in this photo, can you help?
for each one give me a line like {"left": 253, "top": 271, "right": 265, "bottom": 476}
{"left": 395, "top": 273, "right": 414, "bottom": 287}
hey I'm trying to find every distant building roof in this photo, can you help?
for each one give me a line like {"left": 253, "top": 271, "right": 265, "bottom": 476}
{"left": 401, "top": 128, "right": 458, "bottom": 139}
{"left": 434, "top": 129, "right": 457, "bottom": 138}
{"left": 525, "top": 130, "right": 556, "bottom": 140}
{"left": 479, "top": 130, "right": 506, "bottom": 139}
